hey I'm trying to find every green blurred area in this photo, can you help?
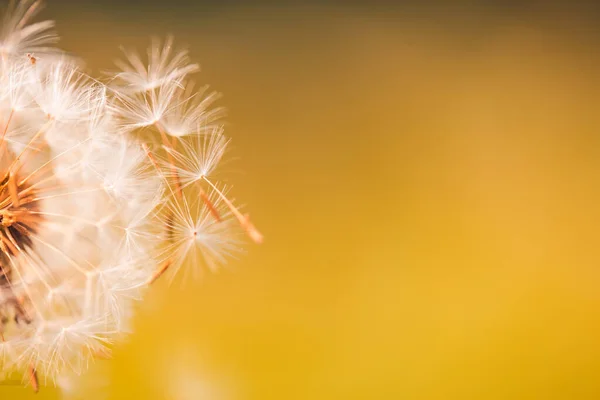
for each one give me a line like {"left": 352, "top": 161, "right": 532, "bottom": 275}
{"left": 4, "top": 2, "right": 600, "bottom": 399}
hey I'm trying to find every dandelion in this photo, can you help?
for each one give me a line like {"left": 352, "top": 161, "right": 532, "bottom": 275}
{"left": 0, "top": 0, "right": 261, "bottom": 391}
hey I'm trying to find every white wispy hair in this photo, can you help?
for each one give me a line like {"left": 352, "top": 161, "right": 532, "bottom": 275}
{"left": 159, "top": 188, "right": 241, "bottom": 281}
{"left": 30, "top": 60, "right": 101, "bottom": 122}
{"left": 0, "top": 57, "right": 36, "bottom": 112}
{"left": 158, "top": 82, "right": 224, "bottom": 137}
{"left": 109, "top": 78, "right": 181, "bottom": 130}
{"left": 161, "top": 126, "right": 230, "bottom": 190}
{"left": 0, "top": 0, "right": 58, "bottom": 57}
{"left": 112, "top": 36, "right": 199, "bottom": 93}
{"left": 0, "top": 0, "right": 262, "bottom": 392}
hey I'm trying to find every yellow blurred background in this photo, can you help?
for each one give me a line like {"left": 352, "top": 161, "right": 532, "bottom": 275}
{"left": 4, "top": 1, "right": 600, "bottom": 399}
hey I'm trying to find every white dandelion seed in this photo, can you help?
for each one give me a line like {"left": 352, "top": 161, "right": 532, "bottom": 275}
{"left": 30, "top": 60, "right": 101, "bottom": 122}
{"left": 161, "top": 126, "right": 230, "bottom": 190}
{"left": 112, "top": 35, "right": 199, "bottom": 93}
{"left": 159, "top": 188, "right": 241, "bottom": 281}
{"left": 158, "top": 82, "right": 224, "bottom": 137}
{"left": 109, "top": 78, "right": 182, "bottom": 130}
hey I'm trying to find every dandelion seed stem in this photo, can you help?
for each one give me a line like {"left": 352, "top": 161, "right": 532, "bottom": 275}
{"left": 202, "top": 176, "right": 263, "bottom": 244}
{"left": 0, "top": 108, "right": 14, "bottom": 144}
{"left": 198, "top": 183, "right": 221, "bottom": 222}
{"left": 142, "top": 143, "right": 179, "bottom": 200}
{"left": 154, "top": 122, "right": 182, "bottom": 197}
{"left": 7, "top": 173, "right": 19, "bottom": 207}
{"left": 28, "top": 364, "right": 39, "bottom": 393}
{"left": 149, "top": 259, "right": 172, "bottom": 284}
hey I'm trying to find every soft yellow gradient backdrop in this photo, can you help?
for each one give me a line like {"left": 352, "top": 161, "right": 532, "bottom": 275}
{"left": 4, "top": 3, "right": 600, "bottom": 399}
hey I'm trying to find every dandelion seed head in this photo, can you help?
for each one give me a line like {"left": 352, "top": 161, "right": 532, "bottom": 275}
{"left": 0, "top": 0, "right": 261, "bottom": 390}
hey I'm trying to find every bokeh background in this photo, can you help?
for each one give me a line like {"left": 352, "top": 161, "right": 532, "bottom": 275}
{"left": 4, "top": 0, "right": 600, "bottom": 398}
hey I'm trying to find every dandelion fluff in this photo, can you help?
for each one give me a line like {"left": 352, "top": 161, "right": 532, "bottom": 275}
{"left": 0, "top": 0, "right": 262, "bottom": 391}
